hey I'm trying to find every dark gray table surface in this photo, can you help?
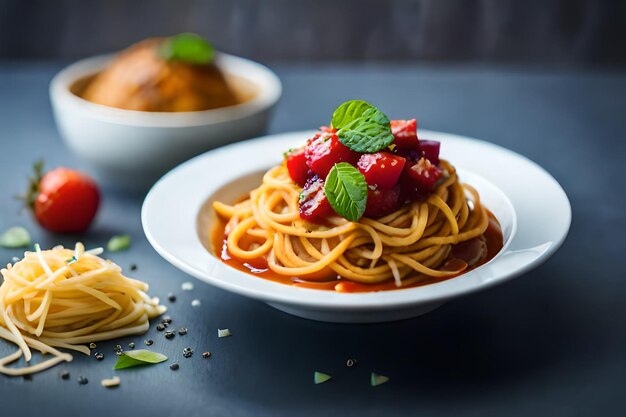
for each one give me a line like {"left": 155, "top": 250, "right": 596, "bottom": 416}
{"left": 1, "top": 62, "right": 625, "bottom": 417}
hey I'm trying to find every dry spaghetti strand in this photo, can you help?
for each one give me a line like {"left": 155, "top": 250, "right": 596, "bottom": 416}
{"left": 0, "top": 243, "right": 165, "bottom": 376}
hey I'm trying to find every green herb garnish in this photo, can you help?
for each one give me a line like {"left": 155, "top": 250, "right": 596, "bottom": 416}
{"left": 158, "top": 33, "right": 215, "bottom": 65}
{"left": 107, "top": 235, "right": 131, "bottom": 252}
{"left": 370, "top": 372, "right": 389, "bottom": 387}
{"left": 331, "top": 100, "right": 394, "bottom": 153}
{"left": 323, "top": 163, "right": 368, "bottom": 222}
{"left": 113, "top": 349, "right": 167, "bottom": 370}
{"left": 66, "top": 256, "right": 78, "bottom": 265}
{"left": 0, "top": 226, "right": 31, "bottom": 248}
{"left": 313, "top": 371, "right": 332, "bottom": 384}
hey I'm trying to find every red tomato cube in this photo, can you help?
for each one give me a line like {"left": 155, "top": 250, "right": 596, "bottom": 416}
{"left": 364, "top": 186, "right": 401, "bottom": 218}
{"left": 419, "top": 140, "right": 440, "bottom": 165}
{"left": 299, "top": 176, "right": 333, "bottom": 223}
{"left": 390, "top": 119, "right": 419, "bottom": 149}
{"left": 285, "top": 147, "right": 309, "bottom": 187}
{"left": 406, "top": 157, "right": 443, "bottom": 192}
{"left": 305, "top": 132, "right": 359, "bottom": 177}
{"left": 357, "top": 152, "right": 406, "bottom": 190}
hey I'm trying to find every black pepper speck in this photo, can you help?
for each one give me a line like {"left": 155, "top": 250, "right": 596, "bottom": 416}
{"left": 164, "top": 330, "right": 175, "bottom": 340}
{"left": 130, "top": 264, "right": 137, "bottom": 271}
{"left": 167, "top": 293, "right": 176, "bottom": 302}
{"left": 95, "top": 352, "right": 104, "bottom": 361}
{"left": 156, "top": 324, "right": 165, "bottom": 332}
{"left": 77, "top": 376, "right": 88, "bottom": 385}
{"left": 170, "top": 363, "right": 179, "bottom": 371}
{"left": 61, "top": 371, "right": 70, "bottom": 380}
{"left": 88, "top": 342, "right": 97, "bottom": 349}
{"left": 144, "top": 339, "right": 153, "bottom": 346}
{"left": 128, "top": 342, "right": 135, "bottom": 349}
{"left": 182, "top": 347, "right": 193, "bottom": 358}
{"left": 202, "top": 352, "right": 211, "bottom": 358}
{"left": 178, "top": 327, "right": 187, "bottom": 336}
{"left": 162, "top": 316, "right": 172, "bottom": 324}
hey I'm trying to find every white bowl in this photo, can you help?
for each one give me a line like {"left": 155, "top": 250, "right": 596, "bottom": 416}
{"left": 142, "top": 130, "right": 571, "bottom": 323}
{"left": 49, "top": 53, "right": 282, "bottom": 189}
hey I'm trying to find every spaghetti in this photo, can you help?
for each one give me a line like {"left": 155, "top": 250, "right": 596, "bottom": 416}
{"left": 213, "top": 160, "right": 499, "bottom": 292}
{"left": 0, "top": 243, "right": 165, "bottom": 376}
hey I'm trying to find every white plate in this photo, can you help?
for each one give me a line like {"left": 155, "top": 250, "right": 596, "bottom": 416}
{"left": 142, "top": 130, "right": 571, "bottom": 323}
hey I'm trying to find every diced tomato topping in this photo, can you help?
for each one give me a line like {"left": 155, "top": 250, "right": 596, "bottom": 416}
{"left": 399, "top": 172, "right": 433, "bottom": 203}
{"left": 390, "top": 119, "right": 419, "bottom": 149}
{"left": 357, "top": 152, "right": 406, "bottom": 190}
{"left": 299, "top": 176, "right": 333, "bottom": 223}
{"left": 305, "top": 132, "right": 359, "bottom": 177}
{"left": 364, "top": 185, "right": 401, "bottom": 219}
{"left": 285, "top": 147, "right": 309, "bottom": 187}
{"left": 419, "top": 140, "right": 440, "bottom": 165}
{"left": 406, "top": 157, "right": 443, "bottom": 192}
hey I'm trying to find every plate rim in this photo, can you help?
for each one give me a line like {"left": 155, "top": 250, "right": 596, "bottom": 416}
{"left": 142, "top": 129, "right": 571, "bottom": 310}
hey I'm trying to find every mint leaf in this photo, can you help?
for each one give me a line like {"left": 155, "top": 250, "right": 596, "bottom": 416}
{"left": 0, "top": 226, "right": 31, "bottom": 248}
{"left": 331, "top": 100, "right": 377, "bottom": 129}
{"left": 159, "top": 33, "right": 215, "bottom": 65}
{"left": 113, "top": 349, "right": 167, "bottom": 370}
{"left": 331, "top": 100, "right": 394, "bottom": 153}
{"left": 337, "top": 119, "right": 395, "bottom": 153}
{"left": 107, "top": 235, "right": 131, "bottom": 252}
{"left": 324, "top": 163, "right": 368, "bottom": 222}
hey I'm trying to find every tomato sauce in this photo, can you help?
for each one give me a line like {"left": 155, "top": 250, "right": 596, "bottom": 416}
{"left": 210, "top": 212, "right": 504, "bottom": 293}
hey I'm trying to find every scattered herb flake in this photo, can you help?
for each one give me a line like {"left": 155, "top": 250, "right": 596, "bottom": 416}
{"left": 164, "top": 330, "right": 175, "bottom": 339}
{"left": 89, "top": 342, "right": 97, "bottom": 349}
{"left": 128, "top": 342, "right": 135, "bottom": 349}
{"left": 0, "top": 226, "right": 31, "bottom": 248}
{"left": 107, "top": 234, "right": 131, "bottom": 252}
{"left": 66, "top": 256, "right": 78, "bottom": 265}
{"left": 181, "top": 282, "right": 194, "bottom": 291}
{"left": 314, "top": 371, "right": 332, "bottom": 384}
{"left": 370, "top": 372, "right": 390, "bottom": 387}
{"left": 346, "top": 358, "right": 357, "bottom": 367}
{"left": 144, "top": 339, "right": 153, "bottom": 346}
{"left": 218, "top": 328, "right": 231, "bottom": 338}
{"left": 95, "top": 352, "right": 104, "bottom": 361}
{"left": 202, "top": 352, "right": 211, "bottom": 358}
{"left": 191, "top": 299, "right": 201, "bottom": 307}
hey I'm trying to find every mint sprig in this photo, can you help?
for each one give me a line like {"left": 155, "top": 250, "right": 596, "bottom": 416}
{"left": 158, "top": 33, "right": 215, "bottom": 65}
{"left": 331, "top": 100, "right": 394, "bottom": 153}
{"left": 324, "top": 163, "right": 368, "bottom": 222}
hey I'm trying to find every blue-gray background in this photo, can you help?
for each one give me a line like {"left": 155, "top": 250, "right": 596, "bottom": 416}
{"left": 1, "top": 1, "right": 626, "bottom": 417}
{"left": 1, "top": 0, "right": 625, "bottom": 65}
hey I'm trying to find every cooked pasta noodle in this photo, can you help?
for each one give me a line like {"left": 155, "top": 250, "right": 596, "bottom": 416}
{"left": 0, "top": 243, "right": 165, "bottom": 376}
{"left": 213, "top": 160, "right": 493, "bottom": 291}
